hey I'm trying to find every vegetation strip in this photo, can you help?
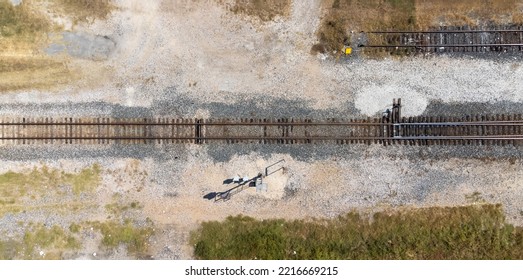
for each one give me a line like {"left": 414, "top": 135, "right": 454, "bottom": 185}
{"left": 191, "top": 204, "right": 523, "bottom": 259}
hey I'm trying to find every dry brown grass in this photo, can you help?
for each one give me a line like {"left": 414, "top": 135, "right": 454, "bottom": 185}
{"left": 316, "top": 0, "right": 416, "bottom": 53}
{"left": 0, "top": 0, "right": 73, "bottom": 92}
{"left": 0, "top": 0, "right": 50, "bottom": 37}
{"left": 55, "top": 0, "right": 114, "bottom": 24}
{"left": 228, "top": 0, "right": 291, "bottom": 21}
{"left": 0, "top": 0, "right": 116, "bottom": 92}
{"left": 0, "top": 56, "right": 77, "bottom": 92}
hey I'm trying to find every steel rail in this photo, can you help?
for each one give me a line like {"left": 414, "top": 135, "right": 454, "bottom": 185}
{"left": 0, "top": 121, "right": 385, "bottom": 126}
{"left": 394, "top": 135, "right": 523, "bottom": 139}
{"left": 394, "top": 122, "right": 523, "bottom": 126}
{"left": 362, "top": 44, "right": 523, "bottom": 48}
{"left": 2, "top": 136, "right": 523, "bottom": 141}
{"left": 366, "top": 30, "right": 523, "bottom": 34}
{"left": 3, "top": 120, "right": 523, "bottom": 126}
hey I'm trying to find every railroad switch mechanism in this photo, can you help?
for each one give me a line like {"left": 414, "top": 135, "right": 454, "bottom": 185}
{"left": 1, "top": 99, "right": 523, "bottom": 146}
{"left": 194, "top": 118, "right": 203, "bottom": 144}
{"left": 209, "top": 160, "right": 285, "bottom": 202}
{"left": 213, "top": 172, "right": 265, "bottom": 202}
{"left": 384, "top": 98, "right": 402, "bottom": 124}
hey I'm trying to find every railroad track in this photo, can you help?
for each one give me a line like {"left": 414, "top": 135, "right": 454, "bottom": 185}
{"left": 359, "top": 25, "right": 523, "bottom": 54}
{"left": 1, "top": 100, "right": 523, "bottom": 146}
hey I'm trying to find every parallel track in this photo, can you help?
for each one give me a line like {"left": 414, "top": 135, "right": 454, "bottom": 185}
{"left": 1, "top": 100, "right": 523, "bottom": 146}
{"left": 360, "top": 26, "right": 523, "bottom": 54}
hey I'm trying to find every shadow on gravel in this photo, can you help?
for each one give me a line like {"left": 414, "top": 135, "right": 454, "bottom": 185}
{"left": 150, "top": 94, "right": 360, "bottom": 119}
{"left": 203, "top": 192, "right": 217, "bottom": 200}
{"left": 422, "top": 100, "right": 523, "bottom": 117}
{"left": 0, "top": 101, "right": 153, "bottom": 119}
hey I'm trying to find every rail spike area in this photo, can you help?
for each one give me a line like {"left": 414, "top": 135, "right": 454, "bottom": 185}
{"left": 1, "top": 99, "right": 523, "bottom": 146}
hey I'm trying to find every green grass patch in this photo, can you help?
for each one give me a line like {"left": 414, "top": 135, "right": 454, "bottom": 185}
{"left": 0, "top": 164, "right": 101, "bottom": 216}
{"left": 64, "top": 164, "right": 102, "bottom": 195}
{"left": 0, "top": 223, "right": 80, "bottom": 259}
{"left": 69, "top": 222, "right": 81, "bottom": 234}
{"left": 191, "top": 204, "right": 523, "bottom": 259}
{"left": 105, "top": 201, "right": 142, "bottom": 217}
{"left": 90, "top": 219, "right": 154, "bottom": 258}
{"left": 0, "top": 163, "right": 101, "bottom": 197}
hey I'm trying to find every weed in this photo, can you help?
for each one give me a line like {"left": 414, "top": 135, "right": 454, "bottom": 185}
{"left": 90, "top": 219, "right": 154, "bottom": 258}
{"left": 69, "top": 223, "right": 81, "bottom": 234}
{"left": 105, "top": 201, "right": 142, "bottom": 216}
{"left": 0, "top": 164, "right": 102, "bottom": 216}
{"left": 22, "top": 224, "right": 80, "bottom": 259}
{"left": 465, "top": 191, "right": 485, "bottom": 204}
{"left": 0, "top": 223, "right": 80, "bottom": 259}
{"left": 64, "top": 163, "right": 101, "bottom": 195}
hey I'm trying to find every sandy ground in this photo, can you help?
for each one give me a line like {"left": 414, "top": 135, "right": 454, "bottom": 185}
{"left": 1, "top": 0, "right": 523, "bottom": 259}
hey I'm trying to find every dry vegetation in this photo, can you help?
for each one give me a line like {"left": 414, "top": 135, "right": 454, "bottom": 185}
{"left": 0, "top": 164, "right": 101, "bottom": 216}
{"left": 316, "top": 0, "right": 416, "bottom": 53}
{"left": 0, "top": 0, "right": 114, "bottom": 92}
{"left": 0, "top": 0, "right": 49, "bottom": 37}
{"left": 0, "top": 223, "right": 80, "bottom": 260}
{"left": 0, "top": 162, "right": 155, "bottom": 259}
{"left": 0, "top": 219, "right": 154, "bottom": 259}
{"left": 90, "top": 219, "right": 155, "bottom": 258}
{"left": 416, "top": 0, "right": 523, "bottom": 28}
{"left": 0, "top": 56, "right": 78, "bottom": 91}
{"left": 0, "top": 0, "right": 69, "bottom": 92}
{"left": 54, "top": 0, "right": 114, "bottom": 24}
{"left": 228, "top": 0, "right": 292, "bottom": 21}
{"left": 192, "top": 204, "right": 523, "bottom": 260}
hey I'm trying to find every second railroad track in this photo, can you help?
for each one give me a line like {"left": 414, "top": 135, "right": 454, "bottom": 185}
{"left": 359, "top": 25, "right": 523, "bottom": 54}
{"left": 1, "top": 99, "right": 523, "bottom": 146}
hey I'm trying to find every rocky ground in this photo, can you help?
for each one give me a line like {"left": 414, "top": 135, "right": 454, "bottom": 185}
{"left": 1, "top": 0, "right": 523, "bottom": 259}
